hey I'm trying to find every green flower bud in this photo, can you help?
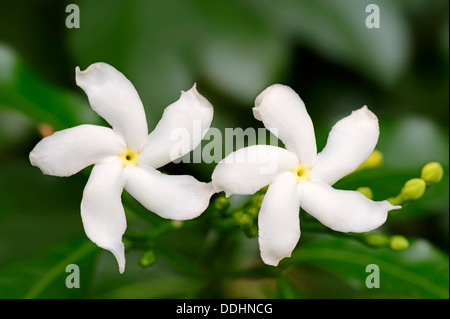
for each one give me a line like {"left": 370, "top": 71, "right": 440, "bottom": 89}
{"left": 357, "top": 187, "right": 373, "bottom": 199}
{"left": 357, "top": 150, "right": 383, "bottom": 171}
{"left": 234, "top": 211, "right": 253, "bottom": 229}
{"left": 139, "top": 249, "right": 157, "bottom": 268}
{"left": 365, "top": 233, "right": 389, "bottom": 247}
{"left": 421, "top": 162, "right": 444, "bottom": 185}
{"left": 387, "top": 195, "right": 403, "bottom": 206}
{"left": 400, "top": 178, "right": 426, "bottom": 201}
{"left": 246, "top": 206, "right": 259, "bottom": 218}
{"left": 390, "top": 235, "right": 409, "bottom": 251}
{"left": 214, "top": 196, "right": 230, "bottom": 213}
{"left": 252, "top": 193, "right": 265, "bottom": 208}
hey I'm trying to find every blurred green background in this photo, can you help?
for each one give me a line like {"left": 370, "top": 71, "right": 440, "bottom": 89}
{"left": 0, "top": 0, "right": 448, "bottom": 298}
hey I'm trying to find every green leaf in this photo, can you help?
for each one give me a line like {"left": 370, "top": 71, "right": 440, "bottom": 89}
{"left": 0, "top": 44, "right": 98, "bottom": 130}
{"left": 0, "top": 238, "right": 98, "bottom": 299}
{"left": 289, "top": 234, "right": 449, "bottom": 298}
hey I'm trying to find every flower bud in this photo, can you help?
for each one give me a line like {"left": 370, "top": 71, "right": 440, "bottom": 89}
{"left": 400, "top": 178, "right": 426, "bottom": 201}
{"left": 358, "top": 150, "right": 383, "bottom": 170}
{"left": 214, "top": 196, "right": 230, "bottom": 212}
{"left": 389, "top": 235, "right": 409, "bottom": 251}
{"left": 234, "top": 211, "right": 253, "bottom": 229}
{"left": 246, "top": 206, "right": 259, "bottom": 218}
{"left": 357, "top": 187, "right": 373, "bottom": 199}
{"left": 365, "top": 233, "right": 389, "bottom": 247}
{"left": 252, "top": 193, "right": 265, "bottom": 208}
{"left": 139, "top": 249, "right": 157, "bottom": 268}
{"left": 387, "top": 195, "right": 403, "bottom": 206}
{"left": 421, "top": 162, "right": 444, "bottom": 185}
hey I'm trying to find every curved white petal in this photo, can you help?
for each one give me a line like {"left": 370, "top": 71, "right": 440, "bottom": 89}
{"left": 139, "top": 84, "right": 213, "bottom": 169}
{"left": 310, "top": 106, "right": 379, "bottom": 185}
{"left": 81, "top": 159, "right": 127, "bottom": 274}
{"left": 211, "top": 145, "right": 299, "bottom": 196}
{"left": 299, "top": 181, "right": 400, "bottom": 233}
{"left": 29, "top": 124, "right": 125, "bottom": 177}
{"left": 258, "top": 172, "right": 301, "bottom": 266}
{"left": 125, "top": 166, "right": 214, "bottom": 220}
{"left": 253, "top": 84, "right": 317, "bottom": 166}
{"left": 76, "top": 62, "right": 148, "bottom": 150}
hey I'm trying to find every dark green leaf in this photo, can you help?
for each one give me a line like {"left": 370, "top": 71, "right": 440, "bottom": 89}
{"left": 290, "top": 234, "right": 449, "bottom": 298}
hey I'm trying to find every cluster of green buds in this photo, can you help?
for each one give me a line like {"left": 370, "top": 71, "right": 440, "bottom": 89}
{"left": 139, "top": 249, "right": 158, "bottom": 268}
{"left": 213, "top": 190, "right": 266, "bottom": 238}
{"left": 388, "top": 162, "right": 444, "bottom": 206}
{"left": 356, "top": 160, "right": 444, "bottom": 252}
{"left": 131, "top": 157, "right": 443, "bottom": 268}
{"left": 364, "top": 233, "right": 410, "bottom": 251}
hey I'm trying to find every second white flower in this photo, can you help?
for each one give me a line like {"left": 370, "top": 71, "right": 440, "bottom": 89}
{"left": 212, "top": 84, "right": 401, "bottom": 266}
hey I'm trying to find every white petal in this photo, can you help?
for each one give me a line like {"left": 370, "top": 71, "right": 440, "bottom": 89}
{"left": 76, "top": 63, "right": 148, "bottom": 150}
{"left": 253, "top": 84, "right": 317, "bottom": 166}
{"left": 139, "top": 84, "right": 213, "bottom": 169}
{"left": 29, "top": 124, "right": 125, "bottom": 177}
{"left": 211, "top": 145, "right": 299, "bottom": 196}
{"left": 258, "top": 172, "right": 301, "bottom": 266}
{"left": 81, "top": 159, "right": 127, "bottom": 274}
{"left": 299, "top": 181, "right": 400, "bottom": 233}
{"left": 125, "top": 166, "right": 214, "bottom": 220}
{"left": 310, "top": 106, "right": 379, "bottom": 185}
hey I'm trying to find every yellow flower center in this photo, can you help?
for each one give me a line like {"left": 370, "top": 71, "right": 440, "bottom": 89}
{"left": 293, "top": 163, "right": 310, "bottom": 182}
{"left": 120, "top": 149, "right": 139, "bottom": 167}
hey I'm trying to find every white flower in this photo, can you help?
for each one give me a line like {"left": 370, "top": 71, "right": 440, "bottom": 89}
{"left": 212, "top": 84, "right": 401, "bottom": 266}
{"left": 29, "top": 62, "right": 215, "bottom": 273}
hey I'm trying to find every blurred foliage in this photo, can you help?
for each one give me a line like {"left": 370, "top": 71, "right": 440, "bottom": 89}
{"left": 288, "top": 234, "right": 449, "bottom": 298}
{"left": 0, "top": 0, "right": 448, "bottom": 299}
